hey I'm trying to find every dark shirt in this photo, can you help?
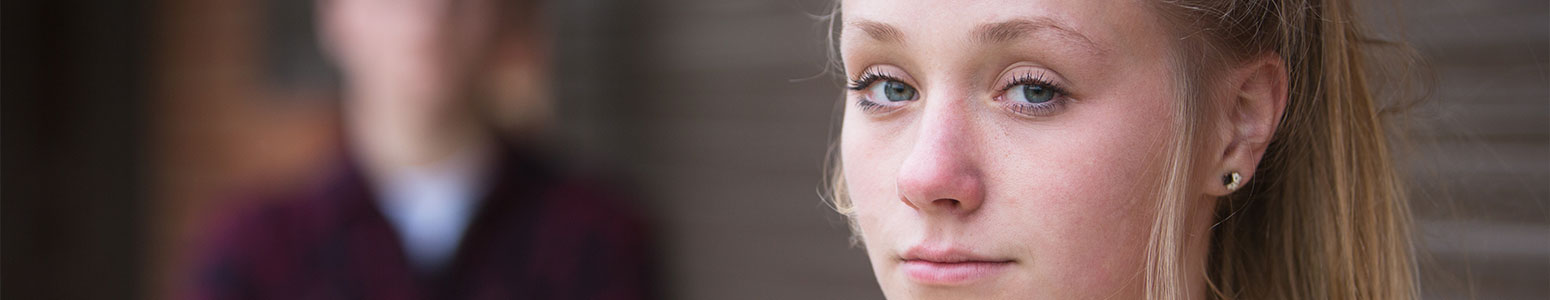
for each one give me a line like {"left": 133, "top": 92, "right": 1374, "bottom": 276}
{"left": 190, "top": 143, "right": 652, "bottom": 300}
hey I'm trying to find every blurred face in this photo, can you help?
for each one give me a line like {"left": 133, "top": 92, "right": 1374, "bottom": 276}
{"left": 322, "top": 0, "right": 502, "bottom": 118}
{"left": 838, "top": 0, "right": 1180, "bottom": 298}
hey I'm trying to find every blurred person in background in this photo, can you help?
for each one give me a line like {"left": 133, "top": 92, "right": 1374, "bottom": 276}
{"left": 186, "top": 0, "right": 652, "bottom": 298}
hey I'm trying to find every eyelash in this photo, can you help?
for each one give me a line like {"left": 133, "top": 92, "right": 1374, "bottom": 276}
{"left": 996, "top": 73, "right": 1071, "bottom": 117}
{"left": 847, "top": 71, "right": 897, "bottom": 91}
{"left": 847, "top": 70, "right": 908, "bottom": 113}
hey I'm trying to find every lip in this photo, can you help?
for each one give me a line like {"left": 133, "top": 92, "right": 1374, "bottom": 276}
{"left": 899, "top": 245, "right": 1014, "bottom": 285}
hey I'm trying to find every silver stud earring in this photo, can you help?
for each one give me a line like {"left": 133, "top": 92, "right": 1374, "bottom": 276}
{"left": 1223, "top": 172, "right": 1243, "bottom": 191}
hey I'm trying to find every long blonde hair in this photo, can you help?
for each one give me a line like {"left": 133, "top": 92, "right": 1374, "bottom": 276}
{"left": 1150, "top": 0, "right": 1419, "bottom": 298}
{"left": 823, "top": 0, "right": 1419, "bottom": 299}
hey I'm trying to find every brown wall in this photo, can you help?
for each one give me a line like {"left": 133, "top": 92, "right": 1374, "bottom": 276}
{"left": 1388, "top": 0, "right": 1550, "bottom": 298}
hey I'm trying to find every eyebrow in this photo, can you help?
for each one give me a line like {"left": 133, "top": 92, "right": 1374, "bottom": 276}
{"left": 846, "top": 18, "right": 1107, "bottom": 55}
{"left": 848, "top": 20, "right": 907, "bottom": 44}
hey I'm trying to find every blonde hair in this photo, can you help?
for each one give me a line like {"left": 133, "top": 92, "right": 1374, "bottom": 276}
{"left": 1153, "top": 0, "right": 1419, "bottom": 299}
{"left": 823, "top": 0, "right": 1419, "bottom": 299}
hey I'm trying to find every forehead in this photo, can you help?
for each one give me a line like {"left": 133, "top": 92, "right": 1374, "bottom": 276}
{"left": 839, "top": 0, "right": 1166, "bottom": 58}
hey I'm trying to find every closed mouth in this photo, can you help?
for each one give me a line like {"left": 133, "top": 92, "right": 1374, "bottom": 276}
{"left": 899, "top": 245, "right": 1014, "bottom": 285}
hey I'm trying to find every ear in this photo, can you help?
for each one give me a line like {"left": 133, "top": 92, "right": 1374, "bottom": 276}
{"left": 485, "top": 25, "right": 554, "bottom": 134}
{"left": 1205, "top": 53, "right": 1288, "bottom": 196}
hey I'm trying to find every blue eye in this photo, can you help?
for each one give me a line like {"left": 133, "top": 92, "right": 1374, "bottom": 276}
{"left": 847, "top": 71, "right": 918, "bottom": 114}
{"left": 871, "top": 80, "right": 918, "bottom": 102}
{"left": 995, "top": 74, "right": 1070, "bottom": 117}
{"left": 1004, "top": 83, "right": 1057, "bottom": 104}
{"left": 847, "top": 71, "right": 918, "bottom": 105}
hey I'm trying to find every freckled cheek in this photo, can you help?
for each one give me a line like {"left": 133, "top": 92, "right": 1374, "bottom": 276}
{"left": 839, "top": 125, "right": 911, "bottom": 234}
{"left": 841, "top": 137, "right": 922, "bottom": 278}
{"left": 984, "top": 102, "right": 1174, "bottom": 290}
{"left": 987, "top": 145, "right": 1156, "bottom": 283}
{"left": 1049, "top": 182, "right": 1155, "bottom": 288}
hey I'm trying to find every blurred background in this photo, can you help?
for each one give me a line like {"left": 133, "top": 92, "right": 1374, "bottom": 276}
{"left": 2, "top": 0, "right": 1545, "bottom": 299}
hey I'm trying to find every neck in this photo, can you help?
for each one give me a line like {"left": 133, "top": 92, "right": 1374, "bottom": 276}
{"left": 1180, "top": 196, "right": 1222, "bottom": 300}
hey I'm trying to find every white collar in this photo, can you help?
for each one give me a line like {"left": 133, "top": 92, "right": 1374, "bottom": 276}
{"left": 373, "top": 145, "right": 494, "bottom": 273}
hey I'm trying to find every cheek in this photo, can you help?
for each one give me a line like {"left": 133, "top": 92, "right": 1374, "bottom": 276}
{"left": 838, "top": 109, "right": 925, "bottom": 259}
{"left": 985, "top": 76, "right": 1178, "bottom": 291}
{"left": 840, "top": 112, "right": 903, "bottom": 224}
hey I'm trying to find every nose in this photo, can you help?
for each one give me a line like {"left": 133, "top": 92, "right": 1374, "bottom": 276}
{"left": 895, "top": 102, "right": 986, "bottom": 215}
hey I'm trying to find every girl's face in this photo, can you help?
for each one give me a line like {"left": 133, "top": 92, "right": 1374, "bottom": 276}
{"left": 838, "top": 0, "right": 1182, "bottom": 298}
